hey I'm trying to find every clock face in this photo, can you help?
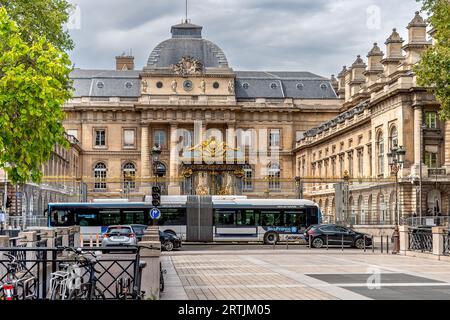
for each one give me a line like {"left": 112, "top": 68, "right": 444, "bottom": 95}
{"left": 183, "top": 80, "right": 193, "bottom": 91}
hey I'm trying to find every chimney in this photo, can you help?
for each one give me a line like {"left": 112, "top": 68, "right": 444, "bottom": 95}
{"left": 349, "top": 55, "right": 366, "bottom": 98}
{"left": 330, "top": 74, "right": 339, "bottom": 93}
{"left": 336, "top": 66, "right": 347, "bottom": 99}
{"left": 363, "top": 43, "right": 384, "bottom": 86}
{"left": 116, "top": 53, "right": 134, "bottom": 71}
{"left": 403, "top": 11, "right": 430, "bottom": 66}
{"left": 381, "top": 28, "right": 404, "bottom": 77}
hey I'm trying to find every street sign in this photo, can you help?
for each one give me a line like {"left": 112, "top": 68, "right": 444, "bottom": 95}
{"left": 150, "top": 208, "right": 161, "bottom": 220}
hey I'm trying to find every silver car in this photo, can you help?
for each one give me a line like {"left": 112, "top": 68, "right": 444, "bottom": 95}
{"left": 101, "top": 225, "right": 137, "bottom": 248}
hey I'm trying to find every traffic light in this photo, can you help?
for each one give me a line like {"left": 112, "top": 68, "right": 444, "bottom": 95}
{"left": 5, "top": 196, "right": 11, "bottom": 209}
{"left": 152, "top": 186, "right": 161, "bottom": 207}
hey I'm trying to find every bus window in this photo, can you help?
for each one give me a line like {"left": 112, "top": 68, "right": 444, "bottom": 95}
{"left": 158, "top": 208, "right": 186, "bottom": 226}
{"left": 123, "top": 210, "right": 146, "bottom": 225}
{"left": 214, "top": 210, "right": 235, "bottom": 226}
{"left": 76, "top": 212, "right": 98, "bottom": 226}
{"left": 236, "top": 210, "right": 256, "bottom": 226}
{"left": 50, "top": 209, "right": 75, "bottom": 227}
{"left": 99, "top": 209, "right": 121, "bottom": 226}
{"left": 307, "top": 207, "right": 319, "bottom": 225}
{"left": 260, "top": 210, "right": 282, "bottom": 226}
{"left": 285, "top": 210, "right": 307, "bottom": 227}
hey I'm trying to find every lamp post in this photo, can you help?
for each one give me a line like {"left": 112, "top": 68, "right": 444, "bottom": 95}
{"left": 387, "top": 145, "right": 406, "bottom": 254}
{"left": 343, "top": 170, "right": 350, "bottom": 226}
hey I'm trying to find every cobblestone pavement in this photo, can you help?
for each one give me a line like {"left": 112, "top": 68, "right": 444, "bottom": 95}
{"left": 160, "top": 249, "right": 450, "bottom": 300}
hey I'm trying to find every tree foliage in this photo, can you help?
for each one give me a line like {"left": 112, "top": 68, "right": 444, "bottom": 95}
{"left": 0, "top": 0, "right": 74, "bottom": 51}
{"left": 0, "top": 7, "right": 73, "bottom": 184}
{"left": 415, "top": 0, "right": 450, "bottom": 119}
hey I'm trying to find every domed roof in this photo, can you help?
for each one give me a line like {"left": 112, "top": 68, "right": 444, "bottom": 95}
{"left": 146, "top": 21, "right": 229, "bottom": 69}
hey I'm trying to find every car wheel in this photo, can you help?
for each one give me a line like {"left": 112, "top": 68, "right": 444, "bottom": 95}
{"left": 355, "top": 238, "right": 365, "bottom": 249}
{"left": 163, "top": 241, "right": 174, "bottom": 252}
{"left": 263, "top": 232, "right": 279, "bottom": 245}
{"left": 312, "top": 237, "right": 324, "bottom": 249}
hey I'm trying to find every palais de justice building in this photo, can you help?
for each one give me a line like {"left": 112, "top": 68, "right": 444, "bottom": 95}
{"left": 63, "top": 20, "right": 340, "bottom": 199}
{"left": 6, "top": 11, "right": 443, "bottom": 229}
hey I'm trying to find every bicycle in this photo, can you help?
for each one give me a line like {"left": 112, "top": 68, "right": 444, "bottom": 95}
{"left": 47, "top": 247, "right": 105, "bottom": 300}
{"left": 0, "top": 253, "right": 37, "bottom": 300}
{"left": 115, "top": 258, "right": 147, "bottom": 300}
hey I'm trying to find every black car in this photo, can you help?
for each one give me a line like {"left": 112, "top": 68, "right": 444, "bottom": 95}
{"left": 304, "top": 224, "right": 372, "bottom": 249}
{"left": 159, "top": 230, "right": 182, "bottom": 251}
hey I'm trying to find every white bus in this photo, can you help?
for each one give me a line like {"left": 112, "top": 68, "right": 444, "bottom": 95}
{"left": 48, "top": 196, "right": 321, "bottom": 244}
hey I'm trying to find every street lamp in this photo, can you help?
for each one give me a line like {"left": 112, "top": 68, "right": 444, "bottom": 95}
{"left": 387, "top": 145, "right": 406, "bottom": 254}
{"left": 343, "top": 170, "right": 350, "bottom": 226}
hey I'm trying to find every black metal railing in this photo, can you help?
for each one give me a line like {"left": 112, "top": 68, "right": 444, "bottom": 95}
{"left": 444, "top": 233, "right": 449, "bottom": 256}
{"left": 409, "top": 229, "right": 433, "bottom": 253}
{"left": 0, "top": 247, "right": 143, "bottom": 300}
{"left": 68, "top": 233, "right": 75, "bottom": 247}
{"left": 54, "top": 236, "right": 63, "bottom": 248}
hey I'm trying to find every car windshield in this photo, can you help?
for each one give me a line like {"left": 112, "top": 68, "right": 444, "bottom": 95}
{"left": 107, "top": 227, "right": 132, "bottom": 235}
{"left": 132, "top": 226, "right": 146, "bottom": 234}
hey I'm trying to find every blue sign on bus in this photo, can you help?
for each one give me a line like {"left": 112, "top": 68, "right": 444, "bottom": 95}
{"left": 150, "top": 208, "right": 161, "bottom": 220}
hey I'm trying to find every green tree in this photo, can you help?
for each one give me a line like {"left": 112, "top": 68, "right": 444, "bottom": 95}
{"left": 0, "top": 0, "right": 74, "bottom": 51}
{"left": 415, "top": 0, "right": 450, "bottom": 119}
{"left": 0, "top": 7, "right": 73, "bottom": 184}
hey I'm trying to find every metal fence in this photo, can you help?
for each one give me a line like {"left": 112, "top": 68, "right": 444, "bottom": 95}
{"left": 444, "top": 233, "right": 449, "bottom": 256}
{"left": 0, "top": 247, "right": 143, "bottom": 300}
{"left": 54, "top": 236, "right": 63, "bottom": 248}
{"left": 408, "top": 229, "right": 433, "bottom": 253}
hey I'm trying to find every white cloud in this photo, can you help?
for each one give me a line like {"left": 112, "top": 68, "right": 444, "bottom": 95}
{"left": 68, "top": 0, "right": 423, "bottom": 76}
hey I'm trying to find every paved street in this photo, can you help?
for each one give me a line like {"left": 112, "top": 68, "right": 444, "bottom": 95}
{"left": 160, "top": 248, "right": 450, "bottom": 300}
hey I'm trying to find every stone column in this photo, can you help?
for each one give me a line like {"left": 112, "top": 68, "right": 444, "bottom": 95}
{"left": 141, "top": 126, "right": 151, "bottom": 179}
{"left": 444, "top": 121, "right": 450, "bottom": 173}
{"left": 432, "top": 226, "right": 446, "bottom": 257}
{"left": 168, "top": 124, "right": 181, "bottom": 195}
{"left": 139, "top": 240, "right": 161, "bottom": 299}
{"left": 412, "top": 106, "right": 423, "bottom": 175}
{"left": 399, "top": 225, "right": 409, "bottom": 255}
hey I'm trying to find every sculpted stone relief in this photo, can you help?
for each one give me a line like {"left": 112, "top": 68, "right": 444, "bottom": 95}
{"left": 172, "top": 56, "right": 204, "bottom": 76}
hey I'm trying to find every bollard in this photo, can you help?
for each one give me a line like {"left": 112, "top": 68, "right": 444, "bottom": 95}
{"left": 386, "top": 235, "right": 389, "bottom": 254}
{"left": 381, "top": 236, "right": 384, "bottom": 254}
{"left": 372, "top": 235, "right": 375, "bottom": 253}
{"left": 273, "top": 239, "right": 276, "bottom": 250}
{"left": 286, "top": 237, "right": 289, "bottom": 250}
{"left": 326, "top": 234, "right": 329, "bottom": 251}
{"left": 341, "top": 234, "right": 344, "bottom": 253}
{"left": 96, "top": 234, "right": 100, "bottom": 247}
{"left": 364, "top": 235, "right": 366, "bottom": 252}
{"left": 90, "top": 234, "right": 93, "bottom": 247}
{"left": 80, "top": 234, "right": 84, "bottom": 247}
{"left": 309, "top": 234, "right": 312, "bottom": 249}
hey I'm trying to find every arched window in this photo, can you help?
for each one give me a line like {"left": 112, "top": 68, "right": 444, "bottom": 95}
{"left": 94, "top": 162, "right": 107, "bottom": 190}
{"left": 377, "top": 193, "right": 386, "bottom": 224}
{"left": 389, "top": 126, "right": 398, "bottom": 150}
{"left": 376, "top": 131, "right": 384, "bottom": 176}
{"left": 123, "top": 162, "right": 136, "bottom": 191}
{"left": 268, "top": 163, "right": 281, "bottom": 191}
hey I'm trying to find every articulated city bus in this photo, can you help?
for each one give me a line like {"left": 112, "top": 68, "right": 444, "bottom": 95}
{"left": 48, "top": 196, "right": 321, "bottom": 244}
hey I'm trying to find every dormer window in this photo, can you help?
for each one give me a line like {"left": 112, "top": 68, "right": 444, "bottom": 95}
{"left": 270, "top": 83, "right": 277, "bottom": 89}
{"left": 242, "top": 82, "right": 249, "bottom": 90}
{"left": 97, "top": 81, "right": 104, "bottom": 89}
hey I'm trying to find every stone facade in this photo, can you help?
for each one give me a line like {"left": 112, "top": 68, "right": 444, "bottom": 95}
{"left": 294, "top": 12, "right": 446, "bottom": 226}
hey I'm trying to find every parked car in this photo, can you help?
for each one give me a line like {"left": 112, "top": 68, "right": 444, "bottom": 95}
{"left": 304, "top": 224, "right": 372, "bottom": 249}
{"left": 160, "top": 230, "right": 182, "bottom": 251}
{"left": 130, "top": 224, "right": 148, "bottom": 241}
{"left": 102, "top": 225, "right": 137, "bottom": 249}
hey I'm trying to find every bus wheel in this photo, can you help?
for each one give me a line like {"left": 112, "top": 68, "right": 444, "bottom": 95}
{"left": 264, "top": 232, "right": 279, "bottom": 245}
{"left": 312, "top": 237, "right": 324, "bottom": 249}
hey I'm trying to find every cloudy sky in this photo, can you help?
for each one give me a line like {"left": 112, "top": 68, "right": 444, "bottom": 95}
{"left": 67, "top": 0, "right": 423, "bottom": 77}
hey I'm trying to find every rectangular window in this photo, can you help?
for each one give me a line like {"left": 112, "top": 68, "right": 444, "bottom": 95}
{"left": 348, "top": 154, "right": 353, "bottom": 177}
{"left": 95, "top": 129, "right": 106, "bottom": 147}
{"left": 99, "top": 209, "right": 121, "bottom": 226}
{"left": 214, "top": 210, "right": 236, "bottom": 225}
{"left": 158, "top": 208, "right": 187, "bottom": 226}
{"left": 123, "top": 210, "right": 146, "bottom": 225}
{"left": 154, "top": 130, "right": 167, "bottom": 148}
{"left": 358, "top": 150, "right": 364, "bottom": 176}
{"left": 123, "top": 129, "right": 136, "bottom": 148}
{"left": 260, "top": 210, "right": 283, "bottom": 226}
{"left": 339, "top": 156, "right": 344, "bottom": 177}
{"left": 269, "top": 129, "right": 281, "bottom": 148}
{"left": 243, "top": 169, "right": 253, "bottom": 191}
{"left": 236, "top": 210, "right": 256, "bottom": 226}
{"left": 425, "top": 111, "right": 438, "bottom": 129}
{"left": 424, "top": 151, "right": 438, "bottom": 168}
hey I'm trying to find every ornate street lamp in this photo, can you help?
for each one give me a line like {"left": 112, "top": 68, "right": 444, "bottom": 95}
{"left": 387, "top": 145, "right": 406, "bottom": 254}
{"left": 343, "top": 170, "right": 350, "bottom": 226}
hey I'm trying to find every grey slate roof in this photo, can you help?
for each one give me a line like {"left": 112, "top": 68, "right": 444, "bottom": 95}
{"left": 146, "top": 22, "right": 229, "bottom": 69}
{"left": 70, "top": 69, "right": 338, "bottom": 99}
{"left": 235, "top": 71, "right": 337, "bottom": 99}
{"left": 70, "top": 69, "right": 140, "bottom": 97}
